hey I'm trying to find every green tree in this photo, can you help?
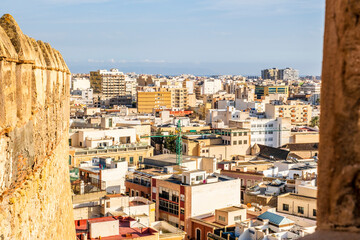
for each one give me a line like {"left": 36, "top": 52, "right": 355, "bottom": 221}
{"left": 164, "top": 131, "right": 177, "bottom": 153}
{"left": 310, "top": 116, "right": 320, "bottom": 127}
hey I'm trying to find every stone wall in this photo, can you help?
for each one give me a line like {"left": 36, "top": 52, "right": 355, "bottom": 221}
{"left": 0, "top": 14, "right": 75, "bottom": 239}
{"left": 317, "top": 0, "right": 360, "bottom": 233}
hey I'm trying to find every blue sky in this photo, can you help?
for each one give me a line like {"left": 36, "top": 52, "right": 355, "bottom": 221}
{"left": 2, "top": 0, "right": 325, "bottom": 75}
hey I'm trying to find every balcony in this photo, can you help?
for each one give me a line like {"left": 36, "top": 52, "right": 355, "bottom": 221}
{"left": 74, "top": 143, "right": 151, "bottom": 156}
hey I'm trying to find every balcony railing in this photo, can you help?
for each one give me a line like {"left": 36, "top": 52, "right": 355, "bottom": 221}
{"left": 74, "top": 143, "right": 151, "bottom": 156}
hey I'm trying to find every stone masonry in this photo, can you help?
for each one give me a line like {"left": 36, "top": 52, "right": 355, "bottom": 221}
{"left": 0, "top": 14, "right": 76, "bottom": 239}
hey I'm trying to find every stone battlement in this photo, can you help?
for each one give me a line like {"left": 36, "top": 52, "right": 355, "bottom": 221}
{"left": 0, "top": 14, "right": 75, "bottom": 239}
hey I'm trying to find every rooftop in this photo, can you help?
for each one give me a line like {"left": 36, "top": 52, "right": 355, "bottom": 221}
{"left": 75, "top": 216, "right": 158, "bottom": 240}
{"left": 257, "top": 211, "right": 294, "bottom": 226}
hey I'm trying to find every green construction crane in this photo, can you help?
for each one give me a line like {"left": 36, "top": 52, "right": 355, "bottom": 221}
{"left": 175, "top": 120, "right": 183, "bottom": 165}
{"left": 141, "top": 120, "right": 290, "bottom": 166}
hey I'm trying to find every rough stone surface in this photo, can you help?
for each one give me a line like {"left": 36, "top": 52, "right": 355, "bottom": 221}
{"left": 318, "top": 0, "right": 360, "bottom": 232}
{"left": 0, "top": 14, "right": 76, "bottom": 239}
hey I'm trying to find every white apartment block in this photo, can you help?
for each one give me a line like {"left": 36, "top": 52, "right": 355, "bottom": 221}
{"left": 71, "top": 77, "right": 91, "bottom": 90}
{"left": 235, "top": 99, "right": 266, "bottom": 113}
{"left": 70, "top": 128, "right": 137, "bottom": 148}
{"left": 249, "top": 118, "right": 291, "bottom": 147}
{"left": 206, "top": 107, "right": 250, "bottom": 126}
{"left": 201, "top": 79, "right": 222, "bottom": 95}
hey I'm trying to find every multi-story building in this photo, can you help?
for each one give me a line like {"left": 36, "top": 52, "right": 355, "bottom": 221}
{"left": 182, "top": 127, "right": 251, "bottom": 160}
{"left": 278, "top": 68, "right": 299, "bottom": 81}
{"left": 71, "top": 88, "right": 93, "bottom": 105}
{"left": 169, "top": 88, "right": 188, "bottom": 110}
{"left": 255, "top": 85, "right": 289, "bottom": 99}
{"left": 137, "top": 90, "right": 172, "bottom": 114}
{"left": 277, "top": 179, "right": 317, "bottom": 219}
{"left": 201, "top": 79, "right": 222, "bottom": 95}
{"left": 183, "top": 79, "right": 194, "bottom": 94}
{"left": 78, "top": 157, "right": 128, "bottom": 194}
{"left": 69, "top": 144, "right": 153, "bottom": 168}
{"left": 71, "top": 77, "right": 91, "bottom": 90}
{"left": 90, "top": 69, "right": 126, "bottom": 97}
{"left": 265, "top": 102, "right": 312, "bottom": 125}
{"left": 206, "top": 107, "right": 250, "bottom": 127}
{"left": 229, "top": 118, "right": 291, "bottom": 148}
{"left": 261, "top": 68, "right": 279, "bottom": 80}
{"left": 262, "top": 68, "right": 299, "bottom": 81}
{"left": 151, "top": 171, "right": 241, "bottom": 234}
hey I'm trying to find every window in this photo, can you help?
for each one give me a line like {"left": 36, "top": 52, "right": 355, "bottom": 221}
{"left": 180, "top": 208, "right": 185, "bottom": 214}
{"left": 233, "top": 132, "right": 237, "bottom": 136}
{"left": 244, "top": 132, "right": 247, "bottom": 136}
{"left": 196, "top": 175, "right": 203, "bottom": 181}
{"left": 106, "top": 202, "right": 110, "bottom": 208}
{"left": 130, "top": 157, "right": 134, "bottom": 164}
{"left": 159, "top": 199, "right": 179, "bottom": 215}
{"left": 298, "top": 206, "right": 304, "bottom": 214}
{"left": 121, "top": 157, "right": 126, "bottom": 162}
{"left": 234, "top": 215, "right": 242, "bottom": 221}
{"left": 196, "top": 229, "right": 201, "bottom": 240}
{"left": 238, "top": 140, "right": 242, "bottom": 144}
{"left": 269, "top": 124, "right": 273, "bottom": 127}
{"left": 313, "top": 209, "right": 317, "bottom": 216}
{"left": 218, "top": 216, "right": 225, "bottom": 222}
{"left": 233, "top": 141, "right": 237, "bottom": 145}
{"left": 268, "top": 131, "right": 273, "bottom": 134}
{"left": 244, "top": 140, "right": 248, "bottom": 144}
{"left": 239, "top": 132, "right": 243, "bottom": 136}
{"left": 139, "top": 156, "right": 143, "bottom": 162}
{"left": 283, "top": 204, "right": 289, "bottom": 211}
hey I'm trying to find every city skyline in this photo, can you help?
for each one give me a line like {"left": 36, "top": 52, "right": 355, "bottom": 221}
{"left": 3, "top": 0, "right": 325, "bottom": 75}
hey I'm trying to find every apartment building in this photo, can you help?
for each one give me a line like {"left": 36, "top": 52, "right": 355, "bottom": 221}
{"left": 151, "top": 171, "right": 241, "bottom": 235}
{"left": 278, "top": 68, "right": 299, "bottom": 81}
{"left": 90, "top": 69, "right": 126, "bottom": 97}
{"left": 261, "top": 68, "right": 279, "bottom": 80}
{"left": 265, "top": 102, "right": 312, "bottom": 125}
{"left": 206, "top": 106, "right": 250, "bottom": 127}
{"left": 190, "top": 206, "right": 247, "bottom": 240}
{"left": 78, "top": 157, "right": 128, "bottom": 194}
{"left": 201, "top": 79, "right": 222, "bottom": 95}
{"left": 137, "top": 90, "right": 172, "bottom": 114}
{"left": 228, "top": 118, "right": 291, "bottom": 148}
{"left": 277, "top": 180, "right": 317, "bottom": 219}
{"left": 182, "top": 127, "right": 251, "bottom": 160}
{"left": 255, "top": 85, "right": 289, "bottom": 99}
{"left": 169, "top": 88, "right": 188, "bottom": 110}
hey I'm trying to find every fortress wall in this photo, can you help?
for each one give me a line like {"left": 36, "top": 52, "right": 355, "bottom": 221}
{"left": 0, "top": 14, "right": 75, "bottom": 239}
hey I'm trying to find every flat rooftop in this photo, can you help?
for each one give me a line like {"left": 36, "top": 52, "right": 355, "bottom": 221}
{"left": 217, "top": 206, "right": 245, "bottom": 212}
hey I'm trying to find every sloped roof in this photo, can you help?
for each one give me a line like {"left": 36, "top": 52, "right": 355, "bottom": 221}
{"left": 257, "top": 211, "right": 294, "bottom": 226}
{"left": 257, "top": 144, "right": 290, "bottom": 161}
{"left": 281, "top": 143, "right": 319, "bottom": 151}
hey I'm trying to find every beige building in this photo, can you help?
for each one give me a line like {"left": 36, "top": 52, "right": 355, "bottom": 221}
{"left": 169, "top": 88, "right": 188, "bottom": 109}
{"left": 277, "top": 180, "right": 317, "bottom": 219}
{"left": 265, "top": 102, "right": 312, "bottom": 125}
{"left": 90, "top": 69, "right": 126, "bottom": 97}
{"left": 137, "top": 90, "right": 172, "bottom": 114}
{"left": 69, "top": 144, "right": 154, "bottom": 168}
{"left": 277, "top": 193, "right": 317, "bottom": 219}
{"left": 182, "top": 128, "right": 251, "bottom": 160}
